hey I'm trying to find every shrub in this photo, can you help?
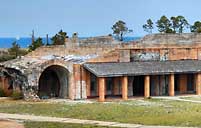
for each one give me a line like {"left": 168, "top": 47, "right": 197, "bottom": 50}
{"left": 0, "top": 88, "right": 6, "bottom": 97}
{"left": 11, "top": 90, "right": 23, "bottom": 100}
{"left": 0, "top": 55, "right": 16, "bottom": 62}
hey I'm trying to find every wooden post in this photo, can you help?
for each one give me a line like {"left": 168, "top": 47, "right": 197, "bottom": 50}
{"left": 144, "top": 75, "right": 150, "bottom": 98}
{"left": 169, "top": 74, "right": 175, "bottom": 96}
{"left": 99, "top": 77, "right": 105, "bottom": 102}
{"left": 122, "top": 76, "right": 128, "bottom": 100}
{"left": 86, "top": 71, "right": 91, "bottom": 97}
{"left": 196, "top": 73, "right": 201, "bottom": 95}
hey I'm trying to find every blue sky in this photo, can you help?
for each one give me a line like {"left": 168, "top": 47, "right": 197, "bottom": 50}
{"left": 0, "top": 0, "right": 201, "bottom": 38}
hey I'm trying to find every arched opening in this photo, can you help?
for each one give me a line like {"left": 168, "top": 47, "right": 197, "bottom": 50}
{"left": 38, "top": 65, "right": 69, "bottom": 99}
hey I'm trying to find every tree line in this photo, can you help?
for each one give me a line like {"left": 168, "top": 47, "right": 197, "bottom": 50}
{"left": 112, "top": 15, "right": 201, "bottom": 41}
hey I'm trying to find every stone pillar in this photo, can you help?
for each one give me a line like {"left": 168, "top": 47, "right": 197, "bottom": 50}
{"left": 86, "top": 71, "right": 91, "bottom": 97}
{"left": 121, "top": 76, "right": 128, "bottom": 100}
{"left": 73, "top": 64, "right": 81, "bottom": 99}
{"left": 196, "top": 73, "right": 201, "bottom": 95}
{"left": 144, "top": 75, "right": 150, "bottom": 98}
{"left": 96, "top": 77, "right": 99, "bottom": 96}
{"left": 81, "top": 67, "right": 87, "bottom": 99}
{"left": 98, "top": 77, "right": 105, "bottom": 102}
{"left": 169, "top": 74, "right": 175, "bottom": 96}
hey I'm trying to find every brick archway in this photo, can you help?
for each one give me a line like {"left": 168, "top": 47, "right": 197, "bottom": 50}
{"left": 37, "top": 60, "right": 72, "bottom": 99}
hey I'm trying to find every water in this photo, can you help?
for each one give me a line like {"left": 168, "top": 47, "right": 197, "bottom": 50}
{"left": 0, "top": 37, "right": 141, "bottom": 48}
{"left": 0, "top": 37, "right": 51, "bottom": 48}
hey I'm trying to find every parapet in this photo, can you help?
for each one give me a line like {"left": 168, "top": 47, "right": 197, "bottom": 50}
{"left": 137, "top": 33, "right": 201, "bottom": 48}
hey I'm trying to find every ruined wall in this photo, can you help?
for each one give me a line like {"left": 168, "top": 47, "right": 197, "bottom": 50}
{"left": 87, "top": 50, "right": 119, "bottom": 63}
{"left": 73, "top": 64, "right": 87, "bottom": 99}
{"left": 0, "top": 77, "right": 12, "bottom": 96}
{"left": 129, "top": 48, "right": 201, "bottom": 62}
{"left": 138, "top": 33, "right": 201, "bottom": 48}
{"left": 26, "top": 36, "right": 121, "bottom": 58}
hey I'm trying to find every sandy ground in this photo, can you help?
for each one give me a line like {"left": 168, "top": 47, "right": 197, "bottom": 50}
{"left": 0, "top": 119, "right": 24, "bottom": 128}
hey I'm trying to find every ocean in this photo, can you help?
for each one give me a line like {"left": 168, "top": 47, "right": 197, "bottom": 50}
{"left": 0, "top": 37, "right": 141, "bottom": 48}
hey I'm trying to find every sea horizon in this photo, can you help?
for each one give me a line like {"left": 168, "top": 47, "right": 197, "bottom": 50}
{"left": 0, "top": 36, "right": 141, "bottom": 48}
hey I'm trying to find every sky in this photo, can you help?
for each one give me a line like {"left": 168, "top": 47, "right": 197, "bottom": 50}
{"left": 0, "top": 0, "right": 201, "bottom": 38}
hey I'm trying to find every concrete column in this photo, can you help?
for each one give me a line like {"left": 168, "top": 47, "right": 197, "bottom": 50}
{"left": 98, "top": 77, "right": 105, "bottom": 102}
{"left": 169, "top": 74, "right": 175, "bottom": 96}
{"left": 73, "top": 64, "right": 81, "bottom": 99}
{"left": 121, "top": 76, "right": 128, "bottom": 100}
{"left": 86, "top": 71, "right": 91, "bottom": 97}
{"left": 196, "top": 73, "right": 201, "bottom": 95}
{"left": 81, "top": 67, "right": 87, "bottom": 99}
{"left": 144, "top": 75, "right": 150, "bottom": 98}
{"left": 96, "top": 77, "right": 99, "bottom": 96}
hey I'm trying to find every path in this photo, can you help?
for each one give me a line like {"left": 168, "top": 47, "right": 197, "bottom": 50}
{"left": 0, "top": 113, "right": 195, "bottom": 128}
{"left": 153, "top": 95, "right": 201, "bottom": 104}
{"left": 0, "top": 119, "right": 24, "bottom": 128}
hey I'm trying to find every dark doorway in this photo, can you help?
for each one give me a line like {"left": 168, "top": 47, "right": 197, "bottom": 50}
{"left": 174, "top": 74, "right": 180, "bottom": 93}
{"left": 38, "top": 65, "right": 69, "bottom": 99}
{"left": 106, "top": 78, "right": 113, "bottom": 96}
{"left": 133, "top": 76, "right": 144, "bottom": 96}
{"left": 39, "top": 70, "right": 60, "bottom": 97}
{"left": 90, "top": 74, "right": 98, "bottom": 97}
{"left": 187, "top": 74, "right": 195, "bottom": 93}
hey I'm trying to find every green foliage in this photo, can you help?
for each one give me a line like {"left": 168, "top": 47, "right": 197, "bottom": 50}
{"left": 24, "top": 121, "right": 107, "bottom": 128}
{"left": 51, "top": 30, "right": 67, "bottom": 45}
{"left": 0, "top": 87, "right": 6, "bottom": 97}
{"left": 11, "top": 90, "right": 23, "bottom": 100}
{"left": 191, "top": 21, "right": 201, "bottom": 33}
{"left": 0, "top": 54, "right": 16, "bottom": 62}
{"left": 2, "top": 99, "right": 201, "bottom": 126}
{"left": 143, "top": 19, "right": 154, "bottom": 34}
{"left": 28, "top": 37, "right": 44, "bottom": 52}
{"left": 170, "top": 16, "right": 178, "bottom": 33}
{"left": 5, "top": 41, "right": 28, "bottom": 61}
{"left": 170, "top": 15, "right": 189, "bottom": 33}
{"left": 8, "top": 41, "right": 20, "bottom": 58}
{"left": 156, "top": 15, "right": 173, "bottom": 33}
{"left": 111, "top": 20, "right": 133, "bottom": 41}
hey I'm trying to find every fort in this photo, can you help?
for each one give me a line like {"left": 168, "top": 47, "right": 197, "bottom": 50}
{"left": 1, "top": 33, "right": 201, "bottom": 102}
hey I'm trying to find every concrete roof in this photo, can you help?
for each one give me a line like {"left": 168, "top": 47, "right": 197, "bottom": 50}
{"left": 84, "top": 60, "right": 201, "bottom": 77}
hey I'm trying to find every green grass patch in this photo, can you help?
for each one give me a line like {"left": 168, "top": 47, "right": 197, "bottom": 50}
{"left": 24, "top": 121, "right": 110, "bottom": 128}
{"left": 0, "top": 99, "right": 201, "bottom": 127}
{"left": 180, "top": 96, "right": 201, "bottom": 101}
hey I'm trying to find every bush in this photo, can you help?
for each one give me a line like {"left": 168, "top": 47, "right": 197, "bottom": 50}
{"left": 0, "top": 55, "right": 16, "bottom": 62}
{"left": 0, "top": 88, "right": 6, "bottom": 97}
{"left": 11, "top": 90, "right": 23, "bottom": 100}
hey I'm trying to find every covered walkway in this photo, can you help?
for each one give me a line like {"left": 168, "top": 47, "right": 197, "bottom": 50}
{"left": 83, "top": 60, "right": 201, "bottom": 102}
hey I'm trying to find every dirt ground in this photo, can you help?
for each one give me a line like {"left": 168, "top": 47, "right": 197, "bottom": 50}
{"left": 0, "top": 119, "right": 24, "bottom": 128}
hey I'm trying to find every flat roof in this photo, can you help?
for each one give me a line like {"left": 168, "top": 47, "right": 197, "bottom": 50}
{"left": 83, "top": 60, "right": 201, "bottom": 77}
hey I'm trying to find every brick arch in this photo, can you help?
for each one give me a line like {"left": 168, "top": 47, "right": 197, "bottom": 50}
{"left": 39, "top": 59, "right": 69, "bottom": 72}
{"left": 36, "top": 59, "right": 71, "bottom": 99}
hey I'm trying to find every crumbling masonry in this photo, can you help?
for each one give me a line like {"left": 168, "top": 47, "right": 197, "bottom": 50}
{"left": 1, "top": 34, "right": 201, "bottom": 101}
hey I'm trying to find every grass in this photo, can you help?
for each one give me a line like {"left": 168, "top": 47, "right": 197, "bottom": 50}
{"left": 24, "top": 121, "right": 111, "bottom": 128}
{"left": 180, "top": 96, "right": 201, "bottom": 101}
{"left": 0, "top": 98, "right": 201, "bottom": 127}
